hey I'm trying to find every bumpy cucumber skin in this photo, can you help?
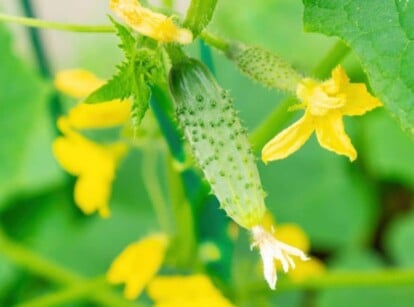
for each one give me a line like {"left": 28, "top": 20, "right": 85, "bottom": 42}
{"left": 169, "top": 58, "right": 266, "bottom": 229}
{"left": 232, "top": 45, "right": 302, "bottom": 94}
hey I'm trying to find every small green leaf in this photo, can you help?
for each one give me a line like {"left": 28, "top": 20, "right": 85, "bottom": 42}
{"left": 303, "top": 0, "right": 414, "bottom": 138}
{"left": 131, "top": 75, "right": 151, "bottom": 129}
{"left": 84, "top": 62, "right": 132, "bottom": 103}
{"left": 109, "top": 15, "right": 137, "bottom": 59}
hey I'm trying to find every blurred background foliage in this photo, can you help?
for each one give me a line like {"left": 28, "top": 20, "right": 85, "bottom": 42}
{"left": 1, "top": 0, "right": 414, "bottom": 306}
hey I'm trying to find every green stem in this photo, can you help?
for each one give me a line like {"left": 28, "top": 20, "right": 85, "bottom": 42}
{"left": 162, "top": 0, "right": 174, "bottom": 10}
{"left": 0, "top": 231, "right": 138, "bottom": 306}
{"left": 249, "top": 97, "right": 296, "bottom": 153}
{"left": 19, "top": 0, "right": 64, "bottom": 136}
{"left": 165, "top": 155, "right": 198, "bottom": 268}
{"left": 16, "top": 277, "right": 106, "bottom": 307}
{"left": 0, "top": 13, "right": 114, "bottom": 33}
{"left": 184, "top": 0, "right": 218, "bottom": 38}
{"left": 200, "top": 31, "right": 230, "bottom": 52}
{"left": 312, "top": 41, "right": 350, "bottom": 79}
{"left": 249, "top": 41, "right": 350, "bottom": 152}
{"left": 142, "top": 147, "right": 172, "bottom": 234}
{"left": 248, "top": 269, "right": 414, "bottom": 294}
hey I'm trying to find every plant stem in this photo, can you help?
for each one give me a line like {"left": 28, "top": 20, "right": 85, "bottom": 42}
{"left": 249, "top": 41, "right": 350, "bottom": 152}
{"left": 0, "top": 231, "right": 138, "bottom": 306}
{"left": 142, "top": 146, "right": 172, "bottom": 234}
{"left": 184, "top": 0, "right": 218, "bottom": 38}
{"left": 18, "top": 0, "right": 64, "bottom": 134}
{"left": 248, "top": 269, "right": 414, "bottom": 294}
{"left": 16, "top": 277, "right": 105, "bottom": 307}
{"left": 312, "top": 41, "right": 350, "bottom": 79}
{"left": 249, "top": 97, "right": 296, "bottom": 153}
{"left": 162, "top": 0, "right": 173, "bottom": 10}
{"left": 19, "top": 0, "right": 50, "bottom": 77}
{"left": 0, "top": 13, "right": 114, "bottom": 33}
{"left": 165, "top": 155, "right": 198, "bottom": 269}
{"left": 200, "top": 31, "right": 230, "bottom": 52}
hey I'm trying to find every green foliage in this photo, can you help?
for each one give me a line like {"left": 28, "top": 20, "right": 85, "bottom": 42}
{"left": 1, "top": 0, "right": 414, "bottom": 306}
{"left": 316, "top": 250, "right": 414, "bottom": 307}
{"left": 385, "top": 211, "right": 414, "bottom": 267}
{"left": 85, "top": 18, "right": 161, "bottom": 130}
{"left": 0, "top": 23, "right": 61, "bottom": 208}
{"left": 303, "top": 0, "right": 414, "bottom": 138}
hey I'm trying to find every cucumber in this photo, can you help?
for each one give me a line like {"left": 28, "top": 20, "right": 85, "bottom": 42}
{"left": 169, "top": 58, "right": 266, "bottom": 229}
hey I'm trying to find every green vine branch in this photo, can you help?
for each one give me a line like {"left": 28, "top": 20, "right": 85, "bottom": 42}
{"left": 248, "top": 269, "right": 414, "bottom": 294}
{"left": 0, "top": 230, "right": 139, "bottom": 306}
{"left": 0, "top": 13, "right": 114, "bottom": 33}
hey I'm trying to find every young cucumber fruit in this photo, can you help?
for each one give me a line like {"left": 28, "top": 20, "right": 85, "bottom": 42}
{"left": 169, "top": 58, "right": 266, "bottom": 229}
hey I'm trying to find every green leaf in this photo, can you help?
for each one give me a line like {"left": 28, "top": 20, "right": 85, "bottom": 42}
{"left": 109, "top": 16, "right": 137, "bottom": 59}
{"left": 84, "top": 21, "right": 161, "bottom": 128}
{"left": 0, "top": 23, "right": 62, "bottom": 208}
{"left": 362, "top": 109, "right": 414, "bottom": 189}
{"left": 303, "top": 0, "right": 414, "bottom": 138}
{"left": 84, "top": 62, "right": 132, "bottom": 103}
{"left": 131, "top": 75, "right": 151, "bottom": 130}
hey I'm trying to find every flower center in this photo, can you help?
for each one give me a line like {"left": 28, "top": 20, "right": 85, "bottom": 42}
{"left": 297, "top": 79, "right": 346, "bottom": 116}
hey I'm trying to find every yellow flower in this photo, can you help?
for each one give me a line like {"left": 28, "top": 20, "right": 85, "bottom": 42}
{"left": 107, "top": 234, "right": 168, "bottom": 300}
{"left": 147, "top": 275, "right": 234, "bottom": 307}
{"left": 53, "top": 69, "right": 131, "bottom": 217}
{"left": 110, "top": 0, "right": 192, "bottom": 44}
{"left": 53, "top": 118, "right": 127, "bottom": 217}
{"left": 262, "top": 66, "right": 382, "bottom": 162}
{"left": 66, "top": 99, "right": 132, "bottom": 129}
{"left": 54, "top": 69, "right": 105, "bottom": 98}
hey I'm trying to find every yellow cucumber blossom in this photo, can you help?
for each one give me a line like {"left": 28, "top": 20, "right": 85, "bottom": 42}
{"left": 147, "top": 275, "right": 234, "bottom": 307}
{"left": 262, "top": 66, "right": 382, "bottom": 162}
{"left": 53, "top": 69, "right": 131, "bottom": 217}
{"left": 110, "top": 0, "right": 193, "bottom": 44}
{"left": 107, "top": 234, "right": 168, "bottom": 300}
{"left": 53, "top": 118, "right": 127, "bottom": 217}
{"left": 54, "top": 69, "right": 105, "bottom": 98}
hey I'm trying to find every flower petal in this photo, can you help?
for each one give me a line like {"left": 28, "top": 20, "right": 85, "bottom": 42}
{"left": 262, "top": 112, "right": 314, "bottom": 162}
{"left": 74, "top": 175, "right": 112, "bottom": 217}
{"left": 275, "top": 224, "right": 310, "bottom": 253}
{"left": 107, "top": 234, "right": 168, "bottom": 300}
{"left": 68, "top": 100, "right": 131, "bottom": 129}
{"left": 314, "top": 112, "right": 357, "bottom": 161}
{"left": 54, "top": 69, "right": 104, "bottom": 98}
{"left": 110, "top": 0, "right": 192, "bottom": 44}
{"left": 341, "top": 83, "right": 382, "bottom": 116}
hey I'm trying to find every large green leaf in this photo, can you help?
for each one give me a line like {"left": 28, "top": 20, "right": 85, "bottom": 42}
{"left": 303, "top": 0, "right": 414, "bottom": 138}
{"left": 361, "top": 109, "right": 414, "bottom": 189}
{"left": 0, "top": 24, "right": 62, "bottom": 208}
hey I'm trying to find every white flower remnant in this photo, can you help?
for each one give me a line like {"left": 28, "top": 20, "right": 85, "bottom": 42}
{"left": 251, "top": 225, "right": 309, "bottom": 289}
